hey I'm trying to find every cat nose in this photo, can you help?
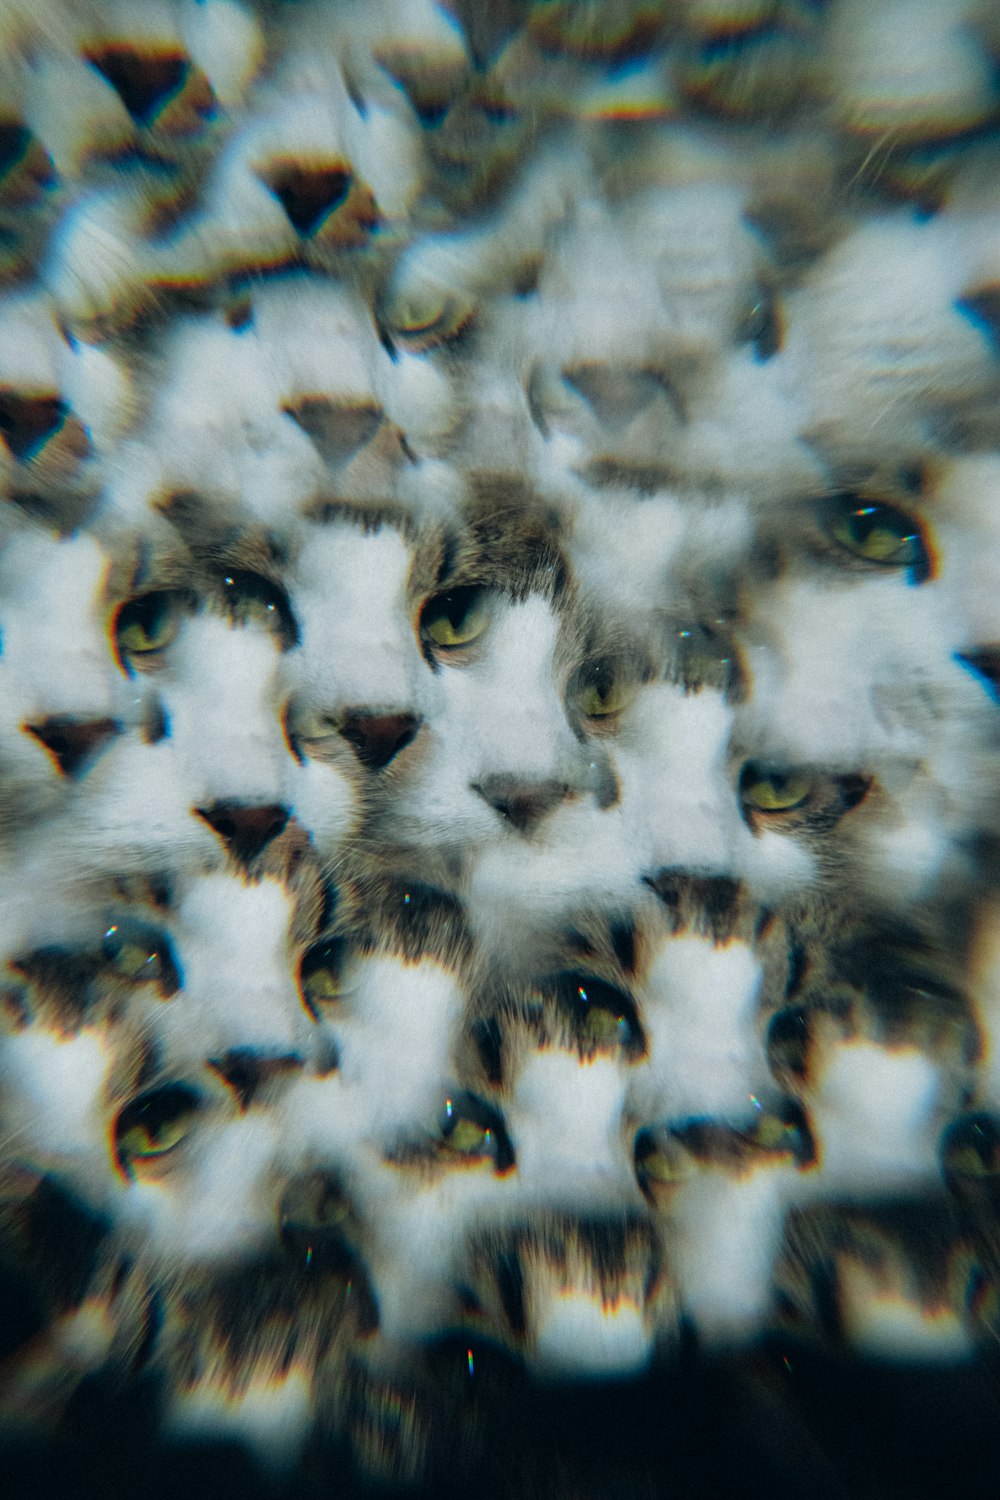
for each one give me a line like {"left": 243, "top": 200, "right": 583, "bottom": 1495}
{"left": 196, "top": 800, "right": 289, "bottom": 862}
{"left": 561, "top": 362, "right": 664, "bottom": 424}
{"left": 260, "top": 160, "right": 354, "bottom": 237}
{"left": 338, "top": 710, "right": 421, "bottom": 770}
{"left": 24, "top": 715, "right": 120, "bottom": 777}
{"left": 86, "top": 45, "right": 194, "bottom": 125}
{"left": 208, "top": 1048, "right": 304, "bottom": 1109}
{"left": 473, "top": 775, "right": 571, "bottom": 832}
{"left": 0, "top": 391, "right": 68, "bottom": 461}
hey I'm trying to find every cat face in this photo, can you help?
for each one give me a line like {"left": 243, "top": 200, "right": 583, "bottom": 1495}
{"left": 382, "top": 588, "right": 599, "bottom": 854}
{"left": 284, "top": 506, "right": 445, "bottom": 777}
{"left": 0, "top": 528, "right": 133, "bottom": 837}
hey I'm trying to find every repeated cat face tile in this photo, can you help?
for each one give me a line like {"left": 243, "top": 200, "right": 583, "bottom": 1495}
{"left": 4, "top": 0, "right": 1000, "bottom": 1487}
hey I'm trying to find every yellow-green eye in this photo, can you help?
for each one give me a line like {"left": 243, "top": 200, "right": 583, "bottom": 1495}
{"left": 825, "top": 498, "right": 930, "bottom": 580}
{"left": 219, "top": 570, "right": 299, "bottom": 650}
{"left": 388, "top": 286, "right": 474, "bottom": 351}
{"left": 440, "top": 1091, "right": 514, "bottom": 1172}
{"left": 420, "top": 587, "right": 490, "bottom": 653}
{"left": 741, "top": 1101, "right": 815, "bottom": 1166}
{"left": 114, "top": 1083, "right": 199, "bottom": 1175}
{"left": 634, "top": 1127, "right": 693, "bottom": 1200}
{"left": 299, "top": 938, "right": 347, "bottom": 1018}
{"left": 552, "top": 973, "right": 646, "bottom": 1059}
{"left": 113, "top": 591, "right": 185, "bottom": 670}
{"left": 572, "top": 661, "right": 636, "bottom": 721}
{"left": 739, "top": 763, "right": 813, "bottom": 814}
{"left": 102, "top": 921, "right": 179, "bottom": 995}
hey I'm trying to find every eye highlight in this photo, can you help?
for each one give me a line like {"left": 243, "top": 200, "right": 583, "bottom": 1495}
{"left": 420, "top": 586, "right": 490, "bottom": 656}
{"left": 822, "top": 496, "right": 931, "bottom": 582}
{"left": 113, "top": 1083, "right": 199, "bottom": 1177}
{"left": 217, "top": 570, "right": 299, "bottom": 650}
{"left": 102, "top": 920, "right": 180, "bottom": 996}
{"left": 113, "top": 590, "right": 188, "bottom": 672}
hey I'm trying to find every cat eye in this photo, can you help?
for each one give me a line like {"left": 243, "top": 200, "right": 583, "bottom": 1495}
{"left": 669, "top": 1106, "right": 816, "bottom": 1170}
{"left": 102, "top": 920, "right": 180, "bottom": 996}
{"left": 114, "top": 1083, "right": 200, "bottom": 1176}
{"left": 299, "top": 937, "right": 347, "bottom": 1018}
{"left": 217, "top": 570, "right": 299, "bottom": 650}
{"left": 634, "top": 1126, "right": 695, "bottom": 1203}
{"left": 439, "top": 1091, "right": 514, "bottom": 1172}
{"left": 113, "top": 590, "right": 188, "bottom": 672}
{"left": 765, "top": 1005, "right": 812, "bottom": 1084}
{"left": 568, "top": 659, "right": 637, "bottom": 727}
{"left": 386, "top": 287, "right": 475, "bottom": 352}
{"left": 736, "top": 1101, "right": 815, "bottom": 1167}
{"left": 550, "top": 972, "right": 646, "bottom": 1059}
{"left": 739, "top": 762, "right": 871, "bottom": 831}
{"left": 739, "top": 764, "right": 813, "bottom": 815}
{"left": 419, "top": 586, "right": 490, "bottom": 657}
{"left": 941, "top": 1114, "right": 1000, "bottom": 1195}
{"left": 822, "top": 496, "right": 931, "bottom": 582}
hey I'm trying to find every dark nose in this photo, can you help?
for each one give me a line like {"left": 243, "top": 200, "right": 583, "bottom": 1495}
{"left": 24, "top": 715, "right": 120, "bottom": 778}
{"left": 338, "top": 711, "right": 421, "bottom": 771}
{"left": 0, "top": 391, "right": 68, "bottom": 461}
{"left": 261, "top": 160, "right": 353, "bottom": 237}
{"left": 208, "top": 1049, "right": 304, "bottom": 1109}
{"left": 561, "top": 362, "right": 664, "bottom": 424}
{"left": 196, "top": 801, "right": 289, "bottom": 862}
{"left": 473, "top": 775, "right": 570, "bottom": 833}
{"left": 86, "top": 45, "right": 192, "bottom": 125}
{"left": 282, "top": 395, "right": 384, "bottom": 467}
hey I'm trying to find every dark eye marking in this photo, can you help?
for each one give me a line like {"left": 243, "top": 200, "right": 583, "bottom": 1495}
{"left": 216, "top": 569, "right": 299, "bottom": 649}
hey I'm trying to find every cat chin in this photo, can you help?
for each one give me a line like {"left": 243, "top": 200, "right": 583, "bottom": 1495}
{"left": 636, "top": 934, "right": 768, "bottom": 1122}
{"left": 0, "top": 1028, "right": 113, "bottom": 1183}
{"left": 667, "top": 1166, "right": 796, "bottom": 1348}
{"left": 166, "top": 1366, "right": 314, "bottom": 1472}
